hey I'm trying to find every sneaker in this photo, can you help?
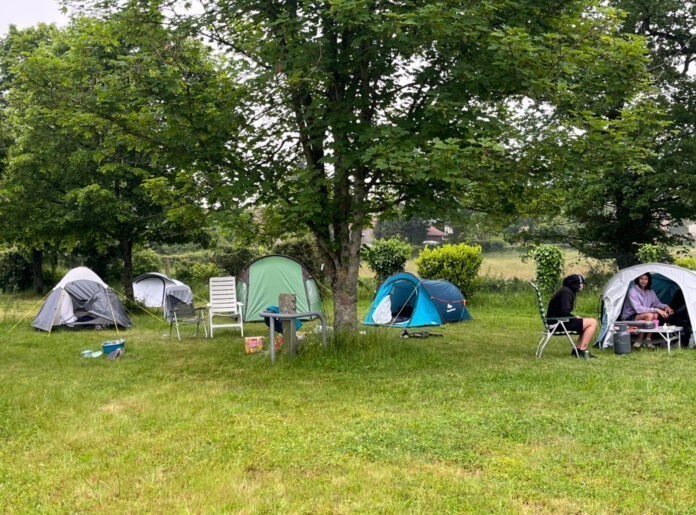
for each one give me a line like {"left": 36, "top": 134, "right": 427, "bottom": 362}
{"left": 633, "top": 341, "right": 642, "bottom": 349}
{"left": 571, "top": 348, "right": 598, "bottom": 359}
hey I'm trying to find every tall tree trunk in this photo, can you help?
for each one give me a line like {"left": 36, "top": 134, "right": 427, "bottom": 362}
{"left": 121, "top": 238, "right": 134, "bottom": 301}
{"left": 31, "top": 248, "right": 43, "bottom": 294}
{"left": 325, "top": 221, "right": 364, "bottom": 332}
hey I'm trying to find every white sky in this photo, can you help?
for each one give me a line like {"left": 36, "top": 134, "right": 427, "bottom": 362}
{"left": 0, "top": 0, "right": 69, "bottom": 36}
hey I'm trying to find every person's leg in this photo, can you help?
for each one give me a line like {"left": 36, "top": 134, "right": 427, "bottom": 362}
{"left": 635, "top": 313, "right": 657, "bottom": 340}
{"left": 634, "top": 313, "right": 654, "bottom": 346}
{"left": 576, "top": 317, "right": 598, "bottom": 351}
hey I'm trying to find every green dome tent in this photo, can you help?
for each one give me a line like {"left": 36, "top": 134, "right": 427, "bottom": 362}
{"left": 236, "top": 255, "right": 322, "bottom": 322}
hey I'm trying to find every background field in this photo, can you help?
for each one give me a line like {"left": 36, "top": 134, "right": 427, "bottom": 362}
{"left": 2, "top": 252, "right": 695, "bottom": 512}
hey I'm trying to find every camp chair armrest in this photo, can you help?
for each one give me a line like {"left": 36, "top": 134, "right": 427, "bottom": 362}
{"left": 545, "top": 316, "right": 576, "bottom": 322}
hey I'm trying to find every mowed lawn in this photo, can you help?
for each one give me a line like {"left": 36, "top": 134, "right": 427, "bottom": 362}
{"left": 2, "top": 263, "right": 696, "bottom": 511}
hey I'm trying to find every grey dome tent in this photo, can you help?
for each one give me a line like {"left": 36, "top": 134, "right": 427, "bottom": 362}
{"left": 596, "top": 263, "right": 696, "bottom": 348}
{"left": 133, "top": 272, "right": 184, "bottom": 308}
{"left": 236, "top": 255, "right": 322, "bottom": 322}
{"left": 32, "top": 267, "right": 132, "bottom": 332}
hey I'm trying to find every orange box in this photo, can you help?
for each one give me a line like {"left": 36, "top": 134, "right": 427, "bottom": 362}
{"left": 245, "top": 336, "right": 263, "bottom": 354}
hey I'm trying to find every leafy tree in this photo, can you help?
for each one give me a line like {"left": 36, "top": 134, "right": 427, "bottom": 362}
{"left": 539, "top": 0, "right": 696, "bottom": 266}
{"left": 1, "top": 12, "right": 238, "bottom": 297}
{"left": 636, "top": 243, "right": 672, "bottom": 264}
{"left": 374, "top": 216, "right": 429, "bottom": 246}
{"left": 67, "top": 0, "right": 655, "bottom": 330}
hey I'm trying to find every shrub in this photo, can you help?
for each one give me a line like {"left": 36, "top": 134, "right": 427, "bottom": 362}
{"left": 525, "top": 244, "right": 564, "bottom": 297}
{"left": 362, "top": 237, "right": 412, "bottom": 282}
{"left": 636, "top": 243, "right": 672, "bottom": 264}
{"left": 0, "top": 248, "right": 33, "bottom": 293}
{"left": 213, "top": 245, "right": 262, "bottom": 276}
{"left": 132, "top": 248, "right": 164, "bottom": 276}
{"left": 173, "top": 259, "right": 221, "bottom": 285}
{"left": 415, "top": 243, "right": 483, "bottom": 298}
{"left": 675, "top": 256, "right": 696, "bottom": 271}
{"left": 272, "top": 236, "right": 324, "bottom": 280}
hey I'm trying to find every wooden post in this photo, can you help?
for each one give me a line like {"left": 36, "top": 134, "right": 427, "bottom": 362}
{"left": 279, "top": 293, "right": 297, "bottom": 357}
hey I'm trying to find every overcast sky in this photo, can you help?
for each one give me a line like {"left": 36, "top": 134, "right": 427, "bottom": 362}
{"left": 0, "top": 0, "right": 69, "bottom": 36}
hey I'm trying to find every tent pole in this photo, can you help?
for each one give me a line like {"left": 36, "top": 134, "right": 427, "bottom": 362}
{"left": 105, "top": 287, "right": 121, "bottom": 338}
{"left": 389, "top": 285, "right": 419, "bottom": 327}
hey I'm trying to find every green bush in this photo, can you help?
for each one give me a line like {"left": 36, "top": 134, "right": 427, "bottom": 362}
{"left": 0, "top": 247, "right": 33, "bottom": 293}
{"left": 172, "top": 259, "right": 219, "bottom": 284}
{"left": 132, "top": 248, "right": 164, "bottom": 276}
{"left": 636, "top": 243, "right": 672, "bottom": 264}
{"left": 193, "top": 262, "right": 224, "bottom": 283}
{"left": 415, "top": 243, "right": 483, "bottom": 298}
{"left": 524, "top": 244, "right": 564, "bottom": 297}
{"left": 362, "top": 237, "right": 413, "bottom": 282}
{"left": 213, "top": 245, "right": 262, "bottom": 276}
{"left": 272, "top": 236, "right": 324, "bottom": 280}
{"left": 675, "top": 256, "right": 696, "bottom": 270}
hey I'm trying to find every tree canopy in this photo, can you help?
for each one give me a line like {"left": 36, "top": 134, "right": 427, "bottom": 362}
{"left": 173, "top": 0, "right": 656, "bottom": 329}
{"left": 0, "top": 9, "right": 242, "bottom": 295}
{"left": 3, "top": 0, "right": 680, "bottom": 328}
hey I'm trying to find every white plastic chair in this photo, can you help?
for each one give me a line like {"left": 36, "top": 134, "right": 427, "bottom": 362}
{"left": 208, "top": 276, "right": 244, "bottom": 337}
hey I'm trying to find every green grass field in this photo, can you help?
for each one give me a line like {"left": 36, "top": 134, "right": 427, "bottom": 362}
{"left": 2, "top": 278, "right": 696, "bottom": 513}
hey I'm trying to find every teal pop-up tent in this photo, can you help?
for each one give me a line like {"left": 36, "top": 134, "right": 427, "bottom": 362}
{"left": 363, "top": 272, "right": 472, "bottom": 327}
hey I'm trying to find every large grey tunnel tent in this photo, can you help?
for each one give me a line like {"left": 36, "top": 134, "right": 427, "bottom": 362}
{"left": 32, "top": 266, "right": 132, "bottom": 332}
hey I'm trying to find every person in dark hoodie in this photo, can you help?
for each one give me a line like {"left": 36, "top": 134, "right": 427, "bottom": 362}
{"left": 546, "top": 274, "right": 598, "bottom": 358}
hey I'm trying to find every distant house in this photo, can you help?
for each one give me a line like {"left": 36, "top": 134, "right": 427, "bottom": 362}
{"left": 423, "top": 225, "right": 447, "bottom": 245}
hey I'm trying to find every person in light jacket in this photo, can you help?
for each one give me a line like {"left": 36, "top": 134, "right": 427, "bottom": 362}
{"left": 620, "top": 273, "right": 674, "bottom": 348}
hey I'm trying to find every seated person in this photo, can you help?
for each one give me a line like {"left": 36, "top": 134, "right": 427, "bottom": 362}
{"left": 665, "top": 288, "right": 692, "bottom": 343}
{"left": 547, "top": 274, "right": 598, "bottom": 358}
{"left": 620, "top": 273, "right": 674, "bottom": 348}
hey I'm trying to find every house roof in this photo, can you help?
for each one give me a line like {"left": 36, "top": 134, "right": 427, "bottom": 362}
{"left": 426, "top": 226, "right": 446, "bottom": 237}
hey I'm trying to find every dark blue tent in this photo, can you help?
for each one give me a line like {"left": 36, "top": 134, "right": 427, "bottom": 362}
{"left": 363, "top": 272, "right": 472, "bottom": 327}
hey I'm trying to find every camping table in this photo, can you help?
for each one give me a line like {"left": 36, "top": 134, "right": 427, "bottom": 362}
{"left": 259, "top": 310, "right": 327, "bottom": 364}
{"left": 636, "top": 325, "right": 683, "bottom": 353}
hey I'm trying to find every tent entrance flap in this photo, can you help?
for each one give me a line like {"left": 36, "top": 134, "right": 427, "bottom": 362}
{"left": 388, "top": 280, "right": 419, "bottom": 324}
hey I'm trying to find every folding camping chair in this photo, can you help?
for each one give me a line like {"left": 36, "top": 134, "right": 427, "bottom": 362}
{"left": 530, "top": 281, "right": 580, "bottom": 358}
{"left": 164, "top": 285, "right": 207, "bottom": 340}
{"left": 208, "top": 276, "right": 244, "bottom": 337}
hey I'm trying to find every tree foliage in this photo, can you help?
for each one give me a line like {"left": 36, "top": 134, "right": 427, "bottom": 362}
{"left": 525, "top": 244, "right": 565, "bottom": 297}
{"left": 0, "top": 10, "right": 240, "bottom": 296}
{"left": 54, "top": 0, "right": 658, "bottom": 328}
{"left": 374, "top": 216, "right": 429, "bottom": 246}
{"left": 542, "top": 0, "right": 696, "bottom": 265}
